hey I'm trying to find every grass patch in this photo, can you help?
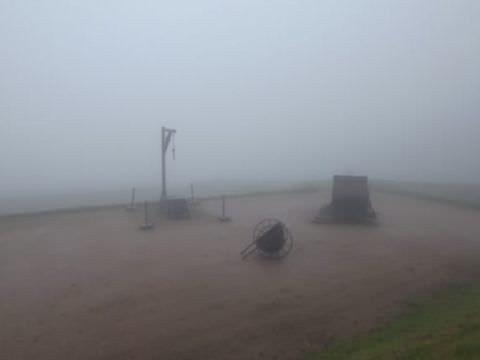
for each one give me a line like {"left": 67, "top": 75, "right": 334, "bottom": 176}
{"left": 307, "top": 285, "right": 480, "bottom": 360}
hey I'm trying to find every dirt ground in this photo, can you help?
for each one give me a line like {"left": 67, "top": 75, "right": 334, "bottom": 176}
{"left": 2, "top": 190, "right": 480, "bottom": 360}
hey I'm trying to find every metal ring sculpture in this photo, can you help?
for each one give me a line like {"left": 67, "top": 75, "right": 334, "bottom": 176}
{"left": 241, "top": 219, "right": 294, "bottom": 260}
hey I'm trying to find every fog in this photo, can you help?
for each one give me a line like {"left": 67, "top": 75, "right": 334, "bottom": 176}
{"left": 1, "top": 0, "right": 479, "bottom": 198}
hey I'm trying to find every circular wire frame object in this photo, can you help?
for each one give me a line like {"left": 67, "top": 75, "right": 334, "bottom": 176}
{"left": 251, "top": 219, "right": 294, "bottom": 259}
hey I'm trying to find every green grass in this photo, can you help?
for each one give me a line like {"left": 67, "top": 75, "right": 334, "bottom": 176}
{"left": 307, "top": 285, "right": 480, "bottom": 360}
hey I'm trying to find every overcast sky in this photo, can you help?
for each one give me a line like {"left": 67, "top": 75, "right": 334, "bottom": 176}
{"left": 1, "top": 0, "right": 479, "bottom": 195}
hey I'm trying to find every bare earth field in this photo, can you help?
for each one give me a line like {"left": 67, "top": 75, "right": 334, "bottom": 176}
{"left": 2, "top": 190, "right": 480, "bottom": 360}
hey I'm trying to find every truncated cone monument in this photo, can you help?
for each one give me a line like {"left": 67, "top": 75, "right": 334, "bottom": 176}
{"left": 316, "top": 175, "right": 376, "bottom": 223}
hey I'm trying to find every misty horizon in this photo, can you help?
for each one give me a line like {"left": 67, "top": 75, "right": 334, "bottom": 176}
{"left": 2, "top": 1, "right": 479, "bottom": 198}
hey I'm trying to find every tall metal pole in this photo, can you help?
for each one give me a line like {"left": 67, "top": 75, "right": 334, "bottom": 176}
{"left": 161, "top": 126, "right": 176, "bottom": 202}
{"left": 161, "top": 127, "right": 166, "bottom": 201}
{"left": 126, "top": 187, "right": 136, "bottom": 211}
{"left": 130, "top": 187, "right": 136, "bottom": 209}
{"left": 222, "top": 195, "right": 226, "bottom": 218}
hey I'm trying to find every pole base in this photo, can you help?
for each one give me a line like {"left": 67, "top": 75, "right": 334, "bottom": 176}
{"left": 140, "top": 223, "right": 154, "bottom": 231}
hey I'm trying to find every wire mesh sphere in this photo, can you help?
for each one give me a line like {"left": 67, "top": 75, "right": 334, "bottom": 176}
{"left": 252, "top": 219, "right": 294, "bottom": 259}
